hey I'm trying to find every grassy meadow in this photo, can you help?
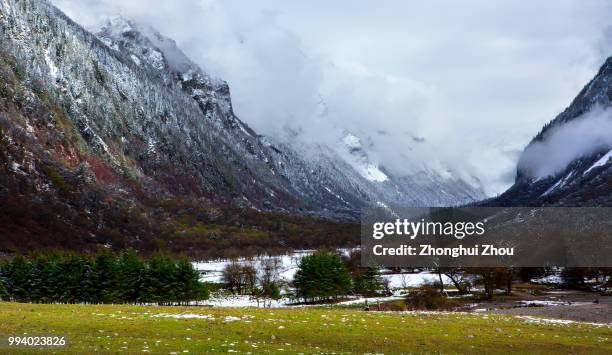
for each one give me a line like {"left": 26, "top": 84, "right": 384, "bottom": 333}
{"left": 0, "top": 302, "right": 610, "bottom": 354}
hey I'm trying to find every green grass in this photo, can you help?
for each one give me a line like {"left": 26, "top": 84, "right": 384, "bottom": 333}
{"left": 0, "top": 302, "right": 610, "bottom": 354}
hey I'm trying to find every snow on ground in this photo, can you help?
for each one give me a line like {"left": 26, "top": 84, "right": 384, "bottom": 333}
{"left": 193, "top": 249, "right": 357, "bottom": 283}
{"left": 335, "top": 294, "right": 404, "bottom": 306}
{"left": 517, "top": 300, "right": 588, "bottom": 307}
{"left": 196, "top": 293, "right": 411, "bottom": 308}
{"left": 193, "top": 249, "right": 455, "bottom": 308}
{"left": 362, "top": 164, "right": 389, "bottom": 182}
{"left": 193, "top": 250, "right": 315, "bottom": 283}
{"left": 532, "top": 274, "right": 562, "bottom": 285}
{"left": 195, "top": 295, "right": 290, "bottom": 308}
{"left": 382, "top": 272, "right": 451, "bottom": 289}
{"left": 516, "top": 315, "right": 612, "bottom": 328}
{"left": 152, "top": 313, "right": 215, "bottom": 320}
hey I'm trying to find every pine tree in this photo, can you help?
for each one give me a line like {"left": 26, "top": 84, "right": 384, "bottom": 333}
{"left": 6, "top": 256, "right": 32, "bottom": 302}
{"left": 175, "top": 257, "right": 204, "bottom": 304}
{"left": 57, "top": 254, "right": 89, "bottom": 303}
{"left": 353, "top": 267, "right": 383, "bottom": 295}
{"left": 89, "top": 252, "right": 121, "bottom": 304}
{"left": 0, "top": 266, "right": 8, "bottom": 301}
{"left": 294, "top": 251, "right": 352, "bottom": 302}
{"left": 117, "top": 249, "right": 144, "bottom": 304}
{"left": 144, "top": 254, "right": 177, "bottom": 304}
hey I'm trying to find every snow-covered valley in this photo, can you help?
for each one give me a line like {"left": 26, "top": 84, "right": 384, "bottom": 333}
{"left": 193, "top": 249, "right": 451, "bottom": 308}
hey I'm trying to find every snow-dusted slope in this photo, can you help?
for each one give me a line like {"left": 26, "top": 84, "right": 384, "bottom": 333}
{"left": 92, "top": 15, "right": 484, "bottom": 211}
{"left": 0, "top": 0, "right": 484, "bottom": 221}
{"left": 488, "top": 56, "right": 612, "bottom": 207}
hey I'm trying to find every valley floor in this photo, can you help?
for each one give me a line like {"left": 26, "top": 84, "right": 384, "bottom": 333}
{"left": 0, "top": 302, "right": 610, "bottom": 354}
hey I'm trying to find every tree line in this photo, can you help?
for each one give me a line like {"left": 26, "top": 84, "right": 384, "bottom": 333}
{"left": 0, "top": 250, "right": 208, "bottom": 304}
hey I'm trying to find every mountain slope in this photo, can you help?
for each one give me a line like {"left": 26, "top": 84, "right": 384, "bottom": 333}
{"left": 93, "top": 16, "right": 484, "bottom": 211}
{"left": 487, "top": 56, "right": 612, "bottom": 207}
{"left": 0, "top": 0, "right": 483, "bottom": 221}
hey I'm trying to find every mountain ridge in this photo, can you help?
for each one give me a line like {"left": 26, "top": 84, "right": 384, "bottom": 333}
{"left": 485, "top": 55, "right": 612, "bottom": 207}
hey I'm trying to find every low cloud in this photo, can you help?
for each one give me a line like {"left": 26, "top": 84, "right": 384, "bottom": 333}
{"left": 518, "top": 106, "right": 612, "bottom": 179}
{"left": 52, "top": 0, "right": 612, "bottom": 196}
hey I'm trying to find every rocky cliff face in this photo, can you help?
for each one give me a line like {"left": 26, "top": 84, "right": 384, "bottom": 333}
{"left": 487, "top": 57, "right": 612, "bottom": 207}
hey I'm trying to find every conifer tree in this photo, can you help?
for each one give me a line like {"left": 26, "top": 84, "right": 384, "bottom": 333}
{"left": 294, "top": 251, "right": 352, "bottom": 302}
{"left": 90, "top": 252, "right": 121, "bottom": 304}
{"left": 117, "top": 249, "right": 144, "bottom": 304}
{"left": 6, "top": 255, "right": 32, "bottom": 302}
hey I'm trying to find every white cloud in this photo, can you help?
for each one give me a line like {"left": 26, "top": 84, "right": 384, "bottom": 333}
{"left": 518, "top": 106, "right": 612, "bottom": 179}
{"left": 52, "top": 0, "right": 612, "bottom": 196}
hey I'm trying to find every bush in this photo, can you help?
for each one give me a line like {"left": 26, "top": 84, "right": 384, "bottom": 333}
{"left": 404, "top": 283, "right": 461, "bottom": 310}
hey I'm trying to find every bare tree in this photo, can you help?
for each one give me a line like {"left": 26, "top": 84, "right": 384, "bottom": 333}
{"left": 222, "top": 260, "right": 243, "bottom": 294}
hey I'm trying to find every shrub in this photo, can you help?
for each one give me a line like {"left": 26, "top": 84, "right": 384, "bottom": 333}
{"left": 404, "top": 283, "right": 461, "bottom": 310}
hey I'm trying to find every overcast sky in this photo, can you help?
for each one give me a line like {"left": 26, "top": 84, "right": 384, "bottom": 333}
{"left": 53, "top": 0, "right": 612, "bottom": 195}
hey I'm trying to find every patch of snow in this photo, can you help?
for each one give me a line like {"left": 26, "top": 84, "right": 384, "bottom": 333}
{"left": 44, "top": 47, "right": 59, "bottom": 81}
{"left": 541, "top": 170, "right": 574, "bottom": 197}
{"left": 223, "top": 316, "right": 242, "bottom": 322}
{"left": 146, "top": 49, "right": 166, "bottom": 71}
{"left": 193, "top": 250, "right": 316, "bottom": 284}
{"left": 516, "top": 300, "right": 584, "bottom": 307}
{"left": 130, "top": 54, "right": 142, "bottom": 66}
{"left": 336, "top": 295, "right": 404, "bottom": 306}
{"left": 342, "top": 134, "right": 361, "bottom": 149}
{"left": 531, "top": 274, "right": 562, "bottom": 285}
{"left": 516, "top": 315, "right": 612, "bottom": 328}
{"left": 152, "top": 313, "right": 215, "bottom": 320}
{"left": 382, "top": 272, "right": 452, "bottom": 289}
{"left": 195, "top": 294, "right": 291, "bottom": 308}
{"left": 147, "top": 138, "right": 157, "bottom": 154}
{"left": 583, "top": 149, "right": 612, "bottom": 175}
{"left": 10, "top": 162, "right": 26, "bottom": 175}
{"left": 25, "top": 122, "right": 35, "bottom": 134}
{"left": 363, "top": 164, "right": 389, "bottom": 182}
{"left": 323, "top": 186, "right": 349, "bottom": 205}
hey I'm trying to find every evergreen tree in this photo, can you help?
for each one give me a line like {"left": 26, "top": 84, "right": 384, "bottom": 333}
{"left": 0, "top": 265, "right": 8, "bottom": 301}
{"left": 5, "top": 256, "right": 32, "bottom": 302}
{"left": 143, "top": 254, "right": 177, "bottom": 304}
{"left": 29, "top": 254, "right": 58, "bottom": 303}
{"left": 89, "top": 252, "right": 121, "bottom": 304}
{"left": 175, "top": 257, "right": 206, "bottom": 304}
{"left": 117, "top": 249, "right": 144, "bottom": 304}
{"left": 57, "top": 254, "right": 89, "bottom": 303}
{"left": 353, "top": 267, "right": 383, "bottom": 295}
{"left": 293, "top": 251, "right": 352, "bottom": 302}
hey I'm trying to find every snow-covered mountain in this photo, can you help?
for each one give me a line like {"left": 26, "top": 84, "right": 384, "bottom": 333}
{"left": 0, "top": 0, "right": 483, "bottom": 228}
{"left": 487, "top": 56, "right": 612, "bottom": 207}
{"left": 94, "top": 16, "right": 485, "bottom": 211}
